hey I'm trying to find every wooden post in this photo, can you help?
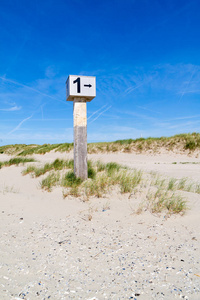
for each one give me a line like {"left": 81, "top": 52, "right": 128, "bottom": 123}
{"left": 73, "top": 98, "right": 87, "bottom": 180}
{"left": 66, "top": 75, "right": 96, "bottom": 180}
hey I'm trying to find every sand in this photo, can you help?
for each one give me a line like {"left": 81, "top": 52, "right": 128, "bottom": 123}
{"left": 0, "top": 151, "right": 200, "bottom": 299}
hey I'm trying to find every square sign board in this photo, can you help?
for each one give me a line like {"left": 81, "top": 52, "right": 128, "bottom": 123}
{"left": 66, "top": 75, "right": 96, "bottom": 101}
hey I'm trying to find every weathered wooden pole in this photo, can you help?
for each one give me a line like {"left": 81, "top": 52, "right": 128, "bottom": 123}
{"left": 73, "top": 98, "right": 87, "bottom": 180}
{"left": 66, "top": 75, "right": 96, "bottom": 180}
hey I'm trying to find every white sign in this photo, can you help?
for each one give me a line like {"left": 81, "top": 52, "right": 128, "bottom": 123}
{"left": 66, "top": 75, "right": 96, "bottom": 101}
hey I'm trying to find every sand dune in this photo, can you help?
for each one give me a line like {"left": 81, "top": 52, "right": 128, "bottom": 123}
{"left": 0, "top": 151, "right": 200, "bottom": 299}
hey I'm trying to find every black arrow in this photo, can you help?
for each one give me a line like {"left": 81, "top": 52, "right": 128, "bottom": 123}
{"left": 84, "top": 84, "right": 92, "bottom": 88}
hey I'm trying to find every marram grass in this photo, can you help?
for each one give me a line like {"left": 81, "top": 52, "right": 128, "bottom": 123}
{"left": 1, "top": 132, "right": 200, "bottom": 156}
{"left": 22, "top": 159, "right": 74, "bottom": 177}
{"left": 0, "top": 157, "right": 35, "bottom": 168}
{"left": 21, "top": 159, "right": 191, "bottom": 216}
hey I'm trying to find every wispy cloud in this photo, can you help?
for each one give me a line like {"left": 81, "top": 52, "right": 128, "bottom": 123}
{"left": 179, "top": 66, "right": 197, "bottom": 102}
{"left": 8, "top": 114, "right": 33, "bottom": 135}
{"left": 169, "top": 114, "right": 200, "bottom": 121}
{"left": 89, "top": 105, "right": 112, "bottom": 124}
{"left": 137, "top": 105, "right": 160, "bottom": 114}
{"left": 88, "top": 104, "right": 107, "bottom": 120}
{"left": 0, "top": 76, "right": 65, "bottom": 104}
{"left": 123, "top": 110, "right": 157, "bottom": 122}
{"left": 124, "top": 82, "right": 145, "bottom": 95}
{"left": 0, "top": 105, "right": 21, "bottom": 111}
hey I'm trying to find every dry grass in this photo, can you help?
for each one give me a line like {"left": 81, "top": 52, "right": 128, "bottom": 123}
{"left": 22, "top": 159, "right": 73, "bottom": 177}
{"left": 40, "top": 172, "right": 60, "bottom": 192}
{"left": 145, "top": 189, "right": 187, "bottom": 215}
{"left": 0, "top": 157, "right": 35, "bottom": 169}
{"left": 21, "top": 159, "right": 192, "bottom": 216}
{"left": 87, "top": 132, "right": 200, "bottom": 154}
{"left": 1, "top": 133, "right": 200, "bottom": 156}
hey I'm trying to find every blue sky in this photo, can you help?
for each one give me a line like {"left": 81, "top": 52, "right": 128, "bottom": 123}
{"left": 0, "top": 0, "right": 200, "bottom": 145}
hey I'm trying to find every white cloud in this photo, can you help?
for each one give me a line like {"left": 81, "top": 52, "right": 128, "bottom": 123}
{"left": 89, "top": 105, "right": 112, "bottom": 124}
{"left": 8, "top": 114, "right": 33, "bottom": 135}
{"left": 0, "top": 105, "right": 21, "bottom": 111}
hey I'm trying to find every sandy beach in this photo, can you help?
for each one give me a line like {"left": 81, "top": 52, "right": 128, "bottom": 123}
{"left": 0, "top": 151, "right": 200, "bottom": 299}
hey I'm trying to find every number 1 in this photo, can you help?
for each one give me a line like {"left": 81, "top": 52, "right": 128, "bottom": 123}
{"left": 73, "top": 77, "right": 81, "bottom": 93}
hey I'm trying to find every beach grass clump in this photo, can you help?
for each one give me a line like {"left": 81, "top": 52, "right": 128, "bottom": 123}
{"left": 18, "top": 144, "right": 61, "bottom": 156}
{"left": 2, "top": 157, "right": 35, "bottom": 167}
{"left": 52, "top": 158, "right": 74, "bottom": 170}
{"left": 23, "top": 163, "right": 52, "bottom": 177}
{"left": 82, "top": 164, "right": 142, "bottom": 197}
{"left": 105, "top": 162, "right": 121, "bottom": 176}
{"left": 194, "top": 184, "right": 200, "bottom": 194}
{"left": 88, "top": 165, "right": 96, "bottom": 179}
{"left": 167, "top": 178, "right": 177, "bottom": 191}
{"left": 153, "top": 175, "right": 166, "bottom": 189}
{"left": 83, "top": 173, "right": 109, "bottom": 198}
{"left": 17, "top": 145, "right": 43, "bottom": 156}
{"left": 22, "top": 159, "right": 74, "bottom": 177}
{"left": 40, "top": 172, "right": 60, "bottom": 191}
{"left": 177, "top": 178, "right": 187, "bottom": 190}
{"left": 55, "top": 143, "right": 73, "bottom": 153}
{"left": 118, "top": 170, "right": 142, "bottom": 193}
{"left": 147, "top": 188, "right": 187, "bottom": 215}
{"left": 0, "top": 144, "right": 28, "bottom": 155}
{"left": 62, "top": 171, "right": 83, "bottom": 188}
{"left": 21, "top": 158, "right": 194, "bottom": 216}
{"left": 22, "top": 165, "right": 37, "bottom": 175}
{"left": 62, "top": 171, "right": 83, "bottom": 197}
{"left": 151, "top": 174, "right": 200, "bottom": 196}
{"left": 96, "top": 160, "right": 106, "bottom": 172}
{"left": 61, "top": 160, "right": 141, "bottom": 198}
{"left": 165, "top": 194, "right": 187, "bottom": 214}
{"left": 118, "top": 171, "right": 135, "bottom": 193}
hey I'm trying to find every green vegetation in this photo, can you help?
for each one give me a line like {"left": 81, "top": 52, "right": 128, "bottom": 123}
{"left": 172, "top": 162, "right": 200, "bottom": 165}
{"left": 118, "top": 170, "right": 142, "bottom": 193}
{"left": 88, "top": 132, "right": 200, "bottom": 153}
{"left": 0, "top": 157, "right": 35, "bottom": 168}
{"left": 105, "top": 162, "right": 121, "bottom": 176}
{"left": 146, "top": 189, "right": 186, "bottom": 215}
{"left": 0, "top": 143, "right": 73, "bottom": 156}
{"left": 21, "top": 157, "right": 200, "bottom": 215}
{"left": 40, "top": 172, "right": 60, "bottom": 191}
{"left": 88, "top": 164, "right": 96, "bottom": 179}
{"left": 23, "top": 158, "right": 142, "bottom": 199}
{"left": 1, "top": 133, "right": 200, "bottom": 156}
{"left": 0, "top": 144, "right": 28, "bottom": 155}
{"left": 62, "top": 171, "right": 83, "bottom": 188}
{"left": 23, "top": 159, "right": 73, "bottom": 177}
{"left": 83, "top": 162, "right": 142, "bottom": 198}
{"left": 135, "top": 174, "right": 189, "bottom": 216}
{"left": 1, "top": 133, "right": 199, "bottom": 216}
{"left": 150, "top": 174, "right": 200, "bottom": 197}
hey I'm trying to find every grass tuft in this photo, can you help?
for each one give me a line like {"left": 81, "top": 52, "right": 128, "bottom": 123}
{"left": 22, "top": 159, "right": 74, "bottom": 177}
{"left": 40, "top": 172, "right": 60, "bottom": 191}
{"left": 62, "top": 171, "right": 83, "bottom": 188}
{"left": 21, "top": 158, "right": 194, "bottom": 216}
{"left": 147, "top": 189, "right": 187, "bottom": 215}
{"left": 88, "top": 165, "right": 96, "bottom": 179}
{"left": 106, "top": 162, "right": 121, "bottom": 176}
{"left": 118, "top": 170, "right": 142, "bottom": 193}
{"left": 168, "top": 178, "right": 177, "bottom": 191}
{"left": 2, "top": 157, "right": 35, "bottom": 167}
{"left": 84, "top": 173, "right": 109, "bottom": 198}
